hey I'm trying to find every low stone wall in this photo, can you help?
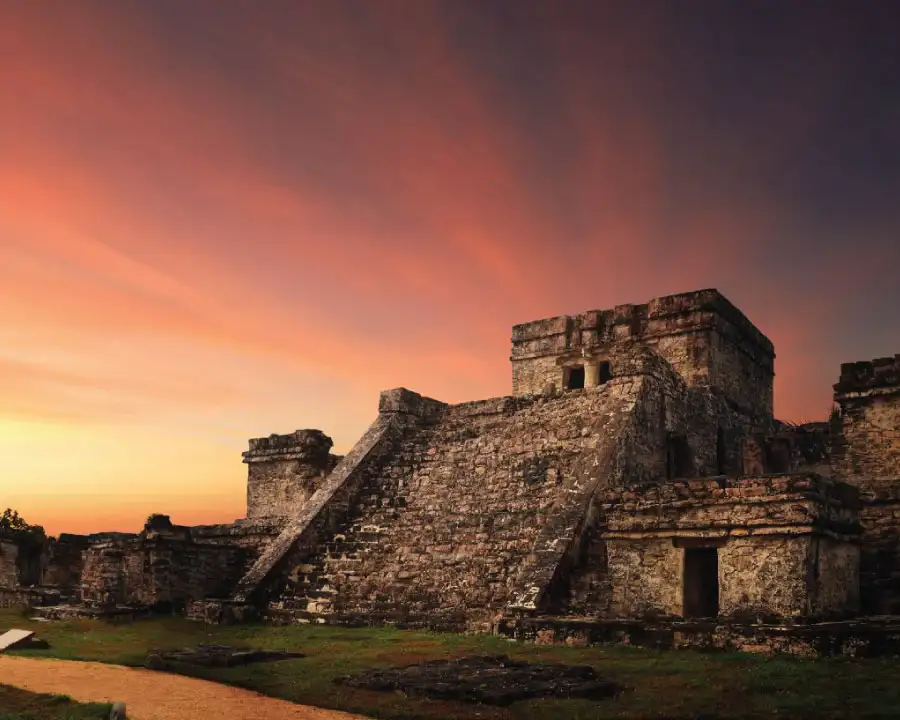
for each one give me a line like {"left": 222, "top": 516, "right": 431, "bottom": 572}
{"left": 497, "top": 615, "right": 900, "bottom": 658}
{"left": 0, "top": 586, "right": 64, "bottom": 608}
{"left": 43, "top": 534, "right": 91, "bottom": 588}
{"left": 80, "top": 537, "right": 249, "bottom": 608}
{"left": 190, "top": 517, "right": 287, "bottom": 554}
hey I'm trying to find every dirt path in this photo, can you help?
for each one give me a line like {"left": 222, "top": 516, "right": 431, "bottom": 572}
{"left": 0, "top": 656, "right": 370, "bottom": 720}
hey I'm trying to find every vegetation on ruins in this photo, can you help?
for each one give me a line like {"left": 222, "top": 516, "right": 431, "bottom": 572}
{"left": 3, "top": 608, "right": 900, "bottom": 719}
{"left": 143, "top": 513, "right": 171, "bottom": 530}
{"left": 0, "top": 509, "right": 47, "bottom": 549}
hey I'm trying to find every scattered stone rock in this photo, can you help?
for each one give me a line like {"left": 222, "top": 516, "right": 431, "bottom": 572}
{"left": 145, "top": 643, "right": 303, "bottom": 670}
{"left": 334, "top": 655, "right": 621, "bottom": 706}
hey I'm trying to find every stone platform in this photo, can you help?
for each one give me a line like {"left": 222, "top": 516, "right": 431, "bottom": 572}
{"left": 335, "top": 655, "right": 620, "bottom": 706}
{"left": 31, "top": 605, "right": 154, "bottom": 623}
{"left": 497, "top": 615, "right": 900, "bottom": 657}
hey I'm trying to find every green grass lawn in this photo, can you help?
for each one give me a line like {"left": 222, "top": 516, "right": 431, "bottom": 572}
{"left": 3, "top": 608, "right": 900, "bottom": 719}
{"left": 0, "top": 685, "right": 110, "bottom": 720}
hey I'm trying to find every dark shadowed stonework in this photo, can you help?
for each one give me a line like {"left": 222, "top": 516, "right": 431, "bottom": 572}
{"left": 335, "top": 655, "right": 620, "bottom": 705}
{"left": 5, "top": 289, "right": 898, "bottom": 656}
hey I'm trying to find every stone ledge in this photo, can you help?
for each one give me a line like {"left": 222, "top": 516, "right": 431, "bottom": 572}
{"left": 496, "top": 615, "right": 900, "bottom": 657}
{"left": 377, "top": 388, "right": 447, "bottom": 419}
{"left": 835, "top": 354, "right": 900, "bottom": 396}
{"left": 243, "top": 429, "right": 334, "bottom": 463}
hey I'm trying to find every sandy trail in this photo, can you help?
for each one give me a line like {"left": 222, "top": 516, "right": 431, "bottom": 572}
{"left": 0, "top": 656, "right": 370, "bottom": 720}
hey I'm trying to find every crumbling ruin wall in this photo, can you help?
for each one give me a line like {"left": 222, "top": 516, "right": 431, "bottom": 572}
{"left": 719, "top": 536, "right": 810, "bottom": 620}
{"left": 601, "top": 475, "right": 860, "bottom": 622}
{"left": 244, "top": 430, "right": 342, "bottom": 519}
{"left": 80, "top": 536, "right": 249, "bottom": 608}
{"left": 811, "top": 536, "right": 860, "bottom": 617}
{"left": 190, "top": 517, "right": 288, "bottom": 552}
{"left": 42, "top": 534, "right": 90, "bottom": 588}
{"left": 833, "top": 356, "right": 900, "bottom": 484}
{"left": 0, "top": 533, "right": 44, "bottom": 588}
{"left": 832, "top": 355, "right": 900, "bottom": 613}
{"left": 510, "top": 289, "right": 774, "bottom": 420}
{"left": 606, "top": 538, "right": 682, "bottom": 617}
{"left": 0, "top": 538, "right": 20, "bottom": 587}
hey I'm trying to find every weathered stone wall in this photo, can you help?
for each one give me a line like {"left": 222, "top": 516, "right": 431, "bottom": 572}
{"left": 856, "top": 491, "right": 900, "bottom": 614}
{"left": 601, "top": 475, "right": 861, "bottom": 621}
{"left": 605, "top": 535, "right": 847, "bottom": 621}
{"left": 42, "top": 534, "right": 90, "bottom": 588}
{"left": 0, "top": 533, "right": 45, "bottom": 588}
{"left": 244, "top": 430, "right": 342, "bottom": 519}
{"left": 812, "top": 536, "right": 860, "bottom": 617}
{"left": 604, "top": 536, "right": 818, "bottom": 621}
{"left": 499, "top": 614, "right": 900, "bottom": 658}
{"left": 831, "top": 355, "right": 900, "bottom": 613}
{"left": 510, "top": 289, "right": 774, "bottom": 420}
{"left": 833, "top": 355, "right": 900, "bottom": 485}
{"left": 719, "top": 536, "right": 809, "bottom": 620}
{"left": 0, "top": 538, "right": 20, "bottom": 587}
{"left": 607, "top": 538, "right": 682, "bottom": 617}
{"left": 190, "top": 517, "right": 287, "bottom": 551}
{"left": 0, "top": 587, "right": 63, "bottom": 608}
{"left": 80, "top": 536, "right": 249, "bottom": 608}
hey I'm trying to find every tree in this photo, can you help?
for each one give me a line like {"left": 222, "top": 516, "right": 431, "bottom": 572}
{"left": 144, "top": 513, "right": 173, "bottom": 533}
{"left": 0, "top": 509, "right": 43, "bottom": 535}
{"left": 0, "top": 509, "right": 46, "bottom": 548}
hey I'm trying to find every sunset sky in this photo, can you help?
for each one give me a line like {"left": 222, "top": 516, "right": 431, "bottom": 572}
{"left": 2, "top": 1, "right": 898, "bottom": 535}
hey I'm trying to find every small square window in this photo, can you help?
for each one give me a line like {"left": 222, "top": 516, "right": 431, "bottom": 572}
{"left": 598, "top": 361, "right": 612, "bottom": 384}
{"left": 565, "top": 366, "right": 585, "bottom": 389}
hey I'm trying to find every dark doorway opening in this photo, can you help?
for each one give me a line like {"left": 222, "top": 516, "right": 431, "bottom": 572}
{"left": 764, "top": 439, "right": 791, "bottom": 473}
{"left": 666, "top": 433, "right": 693, "bottom": 479}
{"left": 565, "top": 366, "right": 585, "bottom": 389}
{"left": 683, "top": 547, "right": 719, "bottom": 618}
{"left": 716, "top": 428, "right": 727, "bottom": 475}
{"left": 598, "top": 361, "right": 613, "bottom": 384}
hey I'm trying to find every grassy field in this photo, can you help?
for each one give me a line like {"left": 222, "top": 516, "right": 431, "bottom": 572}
{"left": 0, "top": 684, "right": 110, "bottom": 720}
{"left": 3, "top": 609, "right": 900, "bottom": 719}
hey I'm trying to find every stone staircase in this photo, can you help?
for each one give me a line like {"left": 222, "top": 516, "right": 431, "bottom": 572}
{"left": 266, "top": 434, "right": 422, "bottom": 624}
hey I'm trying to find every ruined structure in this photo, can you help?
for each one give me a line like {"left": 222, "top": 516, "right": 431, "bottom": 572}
{"left": 244, "top": 430, "right": 342, "bottom": 519}
{"left": 3, "top": 289, "right": 898, "bottom": 655}
{"left": 832, "top": 356, "right": 900, "bottom": 613}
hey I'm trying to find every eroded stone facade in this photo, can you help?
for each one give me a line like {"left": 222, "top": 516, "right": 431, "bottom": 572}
{"left": 244, "top": 430, "right": 342, "bottom": 519}
{"left": 601, "top": 475, "right": 860, "bottom": 622}
{"left": 832, "top": 355, "right": 900, "bottom": 612}
{"left": 510, "top": 289, "right": 774, "bottom": 419}
{"left": 9, "top": 289, "right": 898, "bottom": 656}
